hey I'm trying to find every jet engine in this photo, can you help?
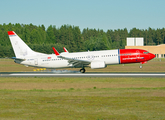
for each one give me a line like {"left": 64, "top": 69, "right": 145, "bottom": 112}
{"left": 91, "top": 61, "right": 106, "bottom": 69}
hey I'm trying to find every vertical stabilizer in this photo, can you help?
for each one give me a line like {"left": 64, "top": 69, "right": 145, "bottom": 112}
{"left": 8, "top": 31, "right": 42, "bottom": 58}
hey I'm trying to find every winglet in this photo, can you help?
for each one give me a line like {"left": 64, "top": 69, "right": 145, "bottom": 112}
{"left": 63, "top": 47, "right": 69, "bottom": 53}
{"left": 52, "top": 47, "right": 60, "bottom": 56}
{"left": 8, "top": 31, "right": 15, "bottom": 36}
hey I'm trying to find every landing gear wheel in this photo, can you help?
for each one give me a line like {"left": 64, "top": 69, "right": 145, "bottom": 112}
{"left": 139, "top": 65, "right": 142, "bottom": 69}
{"left": 80, "top": 68, "right": 86, "bottom": 73}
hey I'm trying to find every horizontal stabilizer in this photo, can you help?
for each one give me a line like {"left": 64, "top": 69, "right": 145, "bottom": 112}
{"left": 11, "top": 57, "right": 25, "bottom": 61}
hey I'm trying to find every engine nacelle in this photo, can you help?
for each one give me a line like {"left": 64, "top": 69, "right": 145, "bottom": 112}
{"left": 91, "top": 61, "right": 106, "bottom": 69}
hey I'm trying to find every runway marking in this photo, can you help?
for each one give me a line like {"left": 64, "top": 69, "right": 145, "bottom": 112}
{"left": 9, "top": 73, "right": 165, "bottom": 77}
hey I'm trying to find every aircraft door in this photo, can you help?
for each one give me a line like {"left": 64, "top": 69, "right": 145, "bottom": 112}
{"left": 34, "top": 58, "right": 38, "bottom": 65}
{"left": 136, "top": 50, "right": 140, "bottom": 61}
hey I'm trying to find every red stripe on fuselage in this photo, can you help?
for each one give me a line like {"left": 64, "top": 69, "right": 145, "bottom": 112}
{"left": 119, "top": 49, "right": 148, "bottom": 64}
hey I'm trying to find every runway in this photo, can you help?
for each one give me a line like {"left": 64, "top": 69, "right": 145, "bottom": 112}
{"left": 1, "top": 72, "right": 165, "bottom": 77}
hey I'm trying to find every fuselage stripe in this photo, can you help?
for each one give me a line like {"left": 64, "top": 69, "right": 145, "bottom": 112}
{"left": 118, "top": 49, "right": 120, "bottom": 64}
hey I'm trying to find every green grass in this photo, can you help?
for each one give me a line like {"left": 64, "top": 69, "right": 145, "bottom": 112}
{"left": 0, "top": 77, "right": 165, "bottom": 120}
{"left": 0, "top": 59, "right": 165, "bottom": 119}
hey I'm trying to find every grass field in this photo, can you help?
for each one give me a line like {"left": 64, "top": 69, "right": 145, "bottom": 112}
{"left": 0, "top": 58, "right": 165, "bottom": 72}
{"left": 0, "top": 77, "right": 165, "bottom": 120}
{"left": 0, "top": 59, "right": 165, "bottom": 119}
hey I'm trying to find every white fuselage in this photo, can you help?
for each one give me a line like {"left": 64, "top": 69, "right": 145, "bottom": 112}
{"left": 16, "top": 49, "right": 119, "bottom": 69}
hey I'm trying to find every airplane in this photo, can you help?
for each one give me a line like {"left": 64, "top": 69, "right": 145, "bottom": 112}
{"left": 8, "top": 31, "right": 155, "bottom": 73}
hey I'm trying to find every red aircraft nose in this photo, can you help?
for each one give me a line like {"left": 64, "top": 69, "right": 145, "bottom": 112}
{"left": 149, "top": 53, "right": 155, "bottom": 59}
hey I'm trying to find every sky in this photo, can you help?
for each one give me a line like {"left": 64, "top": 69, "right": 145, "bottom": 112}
{"left": 0, "top": 0, "right": 165, "bottom": 32}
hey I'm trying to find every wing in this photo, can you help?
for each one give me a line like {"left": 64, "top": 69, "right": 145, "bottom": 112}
{"left": 58, "top": 55, "right": 90, "bottom": 68}
{"left": 52, "top": 47, "right": 90, "bottom": 68}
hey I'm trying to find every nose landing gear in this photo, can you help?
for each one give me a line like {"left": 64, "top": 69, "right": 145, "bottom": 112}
{"left": 139, "top": 61, "right": 146, "bottom": 69}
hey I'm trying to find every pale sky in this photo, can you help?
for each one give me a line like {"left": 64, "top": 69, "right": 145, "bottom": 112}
{"left": 0, "top": 0, "right": 165, "bottom": 31}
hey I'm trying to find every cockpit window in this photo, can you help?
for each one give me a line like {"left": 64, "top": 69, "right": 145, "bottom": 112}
{"left": 143, "top": 51, "right": 149, "bottom": 54}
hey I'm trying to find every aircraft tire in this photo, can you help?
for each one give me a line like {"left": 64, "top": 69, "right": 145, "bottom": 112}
{"left": 80, "top": 68, "right": 86, "bottom": 73}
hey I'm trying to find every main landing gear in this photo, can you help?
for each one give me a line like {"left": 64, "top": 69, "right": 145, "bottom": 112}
{"left": 80, "top": 68, "right": 86, "bottom": 73}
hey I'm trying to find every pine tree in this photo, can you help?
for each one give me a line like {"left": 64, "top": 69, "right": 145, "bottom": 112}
{"left": 46, "top": 25, "right": 55, "bottom": 43}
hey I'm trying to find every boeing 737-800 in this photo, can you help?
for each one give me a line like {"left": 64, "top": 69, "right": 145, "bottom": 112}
{"left": 8, "top": 31, "right": 155, "bottom": 73}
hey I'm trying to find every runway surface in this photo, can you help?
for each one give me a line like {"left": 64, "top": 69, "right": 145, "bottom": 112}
{"left": 1, "top": 72, "right": 165, "bottom": 77}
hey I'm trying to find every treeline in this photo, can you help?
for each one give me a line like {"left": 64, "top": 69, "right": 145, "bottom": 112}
{"left": 0, "top": 23, "right": 165, "bottom": 57}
